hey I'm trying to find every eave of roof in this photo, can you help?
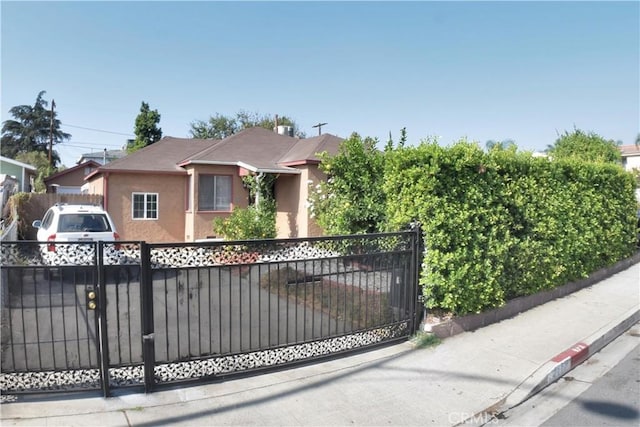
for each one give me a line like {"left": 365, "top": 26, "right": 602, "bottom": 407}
{"left": 44, "top": 160, "right": 101, "bottom": 183}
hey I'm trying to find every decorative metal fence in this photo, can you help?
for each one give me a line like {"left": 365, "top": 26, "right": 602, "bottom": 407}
{"left": 1, "top": 230, "right": 421, "bottom": 398}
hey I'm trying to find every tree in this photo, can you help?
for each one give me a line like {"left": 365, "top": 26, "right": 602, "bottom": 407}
{"left": 189, "top": 111, "right": 305, "bottom": 139}
{"left": 485, "top": 139, "right": 516, "bottom": 151}
{"left": 546, "top": 129, "right": 621, "bottom": 164}
{"left": 1, "top": 91, "right": 70, "bottom": 165}
{"left": 127, "top": 102, "right": 162, "bottom": 153}
{"left": 308, "top": 133, "right": 386, "bottom": 235}
{"left": 15, "top": 151, "right": 58, "bottom": 192}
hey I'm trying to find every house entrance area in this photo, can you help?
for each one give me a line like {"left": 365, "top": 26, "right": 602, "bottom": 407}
{"left": 1, "top": 230, "right": 421, "bottom": 397}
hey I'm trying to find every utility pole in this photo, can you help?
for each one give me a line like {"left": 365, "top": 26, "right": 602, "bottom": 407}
{"left": 49, "top": 99, "right": 56, "bottom": 167}
{"left": 312, "top": 122, "right": 327, "bottom": 136}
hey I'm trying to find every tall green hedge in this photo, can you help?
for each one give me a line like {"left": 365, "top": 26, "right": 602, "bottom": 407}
{"left": 384, "top": 141, "right": 637, "bottom": 315}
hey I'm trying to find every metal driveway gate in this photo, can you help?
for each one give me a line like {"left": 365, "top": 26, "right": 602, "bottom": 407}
{"left": 1, "top": 230, "right": 422, "bottom": 397}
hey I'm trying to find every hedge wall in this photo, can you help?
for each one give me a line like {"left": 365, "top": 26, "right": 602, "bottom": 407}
{"left": 384, "top": 141, "right": 638, "bottom": 315}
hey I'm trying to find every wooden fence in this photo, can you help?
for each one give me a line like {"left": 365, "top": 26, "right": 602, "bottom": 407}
{"left": 7, "top": 193, "right": 103, "bottom": 240}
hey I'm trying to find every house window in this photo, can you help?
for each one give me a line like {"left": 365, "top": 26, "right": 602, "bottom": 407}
{"left": 198, "top": 175, "right": 231, "bottom": 211}
{"left": 132, "top": 193, "right": 158, "bottom": 219}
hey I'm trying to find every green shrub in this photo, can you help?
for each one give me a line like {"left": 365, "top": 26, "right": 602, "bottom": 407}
{"left": 384, "top": 139, "right": 637, "bottom": 315}
{"left": 212, "top": 200, "right": 276, "bottom": 240}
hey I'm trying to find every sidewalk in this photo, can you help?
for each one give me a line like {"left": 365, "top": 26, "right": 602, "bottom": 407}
{"left": 1, "top": 262, "right": 638, "bottom": 426}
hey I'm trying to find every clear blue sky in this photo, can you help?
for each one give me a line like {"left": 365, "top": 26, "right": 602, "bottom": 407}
{"left": 2, "top": 1, "right": 639, "bottom": 167}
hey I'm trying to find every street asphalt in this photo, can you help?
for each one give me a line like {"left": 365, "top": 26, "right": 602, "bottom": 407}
{"left": 1, "top": 261, "right": 638, "bottom": 426}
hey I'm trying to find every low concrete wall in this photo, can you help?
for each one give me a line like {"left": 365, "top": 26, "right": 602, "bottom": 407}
{"left": 427, "top": 251, "right": 640, "bottom": 339}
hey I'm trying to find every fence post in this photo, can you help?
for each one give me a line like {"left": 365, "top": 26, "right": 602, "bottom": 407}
{"left": 96, "top": 242, "right": 111, "bottom": 397}
{"left": 140, "top": 242, "right": 156, "bottom": 393}
{"left": 411, "top": 223, "right": 425, "bottom": 334}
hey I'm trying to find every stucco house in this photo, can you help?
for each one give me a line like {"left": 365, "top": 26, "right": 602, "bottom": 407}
{"left": 0, "top": 156, "right": 37, "bottom": 193}
{"left": 620, "top": 144, "right": 640, "bottom": 173}
{"left": 76, "top": 149, "right": 127, "bottom": 165}
{"left": 44, "top": 160, "right": 100, "bottom": 194}
{"left": 84, "top": 127, "right": 343, "bottom": 242}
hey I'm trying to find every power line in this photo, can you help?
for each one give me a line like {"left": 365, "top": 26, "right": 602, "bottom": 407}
{"left": 61, "top": 122, "right": 134, "bottom": 137}
{"left": 58, "top": 142, "right": 124, "bottom": 150}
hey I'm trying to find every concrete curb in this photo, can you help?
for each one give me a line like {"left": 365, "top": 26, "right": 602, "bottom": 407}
{"left": 500, "top": 306, "right": 640, "bottom": 412}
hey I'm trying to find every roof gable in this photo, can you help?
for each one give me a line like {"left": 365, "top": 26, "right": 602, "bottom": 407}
{"left": 0, "top": 155, "right": 37, "bottom": 171}
{"left": 98, "top": 137, "right": 220, "bottom": 174}
{"left": 44, "top": 160, "right": 101, "bottom": 183}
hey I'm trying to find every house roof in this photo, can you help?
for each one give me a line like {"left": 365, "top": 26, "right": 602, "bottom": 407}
{"left": 0, "top": 155, "right": 37, "bottom": 171}
{"left": 619, "top": 145, "right": 640, "bottom": 157}
{"left": 181, "top": 127, "right": 301, "bottom": 173}
{"left": 76, "top": 149, "right": 127, "bottom": 164}
{"left": 88, "top": 127, "right": 344, "bottom": 178}
{"left": 181, "top": 127, "right": 344, "bottom": 173}
{"left": 278, "top": 133, "right": 344, "bottom": 166}
{"left": 44, "top": 160, "right": 101, "bottom": 183}
{"left": 96, "top": 137, "right": 219, "bottom": 175}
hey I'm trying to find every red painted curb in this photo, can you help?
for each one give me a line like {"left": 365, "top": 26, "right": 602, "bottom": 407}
{"left": 551, "top": 341, "right": 589, "bottom": 368}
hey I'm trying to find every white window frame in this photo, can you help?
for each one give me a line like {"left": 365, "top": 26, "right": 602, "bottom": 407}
{"left": 132, "top": 192, "right": 159, "bottom": 220}
{"left": 198, "top": 174, "right": 232, "bottom": 212}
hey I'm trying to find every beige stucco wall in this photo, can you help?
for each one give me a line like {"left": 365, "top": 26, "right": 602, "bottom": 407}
{"left": 104, "top": 173, "right": 187, "bottom": 242}
{"left": 275, "top": 165, "right": 326, "bottom": 238}
{"left": 185, "top": 165, "right": 248, "bottom": 242}
{"left": 84, "top": 176, "right": 104, "bottom": 195}
{"left": 46, "top": 167, "right": 95, "bottom": 193}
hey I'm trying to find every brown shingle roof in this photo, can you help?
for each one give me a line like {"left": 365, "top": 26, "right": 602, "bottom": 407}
{"left": 181, "top": 127, "right": 301, "bottom": 173}
{"left": 99, "top": 137, "right": 220, "bottom": 173}
{"left": 278, "top": 134, "right": 344, "bottom": 165}
{"left": 89, "top": 128, "right": 344, "bottom": 177}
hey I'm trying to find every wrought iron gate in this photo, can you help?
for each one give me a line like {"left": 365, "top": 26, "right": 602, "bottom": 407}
{"left": 1, "top": 230, "right": 422, "bottom": 397}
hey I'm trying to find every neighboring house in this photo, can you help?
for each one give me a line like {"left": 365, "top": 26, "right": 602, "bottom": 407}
{"left": 85, "top": 127, "right": 343, "bottom": 242}
{"left": 620, "top": 145, "right": 640, "bottom": 173}
{"left": 44, "top": 160, "right": 101, "bottom": 194}
{"left": 76, "top": 149, "right": 127, "bottom": 165}
{"left": 0, "top": 156, "right": 37, "bottom": 193}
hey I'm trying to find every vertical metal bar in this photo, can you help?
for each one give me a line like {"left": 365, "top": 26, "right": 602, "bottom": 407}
{"left": 311, "top": 259, "right": 316, "bottom": 340}
{"left": 228, "top": 265, "right": 232, "bottom": 353}
{"left": 285, "top": 261, "right": 290, "bottom": 343}
{"left": 414, "top": 228, "right": 423, "bottom": 333}
{"left": 294, "top": 260, "right": 298, "bottom": 343}
{"left": 248, "top": 260, "right": 252, "bottom": 350}
{"left": 140, "top": 242, "right": 156, "bottom": 393}
{"left": 364, "top": 253, "right": 369, "bottom": 330}
{"left": 217, "top": 267, "right": 222, "bottom": 354}
{"left": 276, "top": 263, "right": 281, "bottom": 345}
{"left": 186, "top": 268, "right": 191, "bottom": 357}
{"left": 47, "top": 270, "right": 56, "bottom": 371}
{"left": 175, "top": 268, "right": 180, "bottom": 359}
{"left": 33, "top": 265, "right": 42, "bottom": 370}
{"left": 61, "top": 267, "right": 69, "bottom": 368}
{"left": 127, "top": 269, "right": 133, "bottom": 363}
{"left": 197, "top": 268, "right": 202, "bottom": 357}
{"left": 239, "top": 263, "right": 243, "bottom": 351}
{"left": 164, "top": 270, "right": 170, "bottom": 362}
{"left": 113, "top": 268, "right": 122, "bottom": 365}
{"left": 343, "top": 257, "right": 348, "bottom": 334}
{"left": 73, "top": 267, "right": 82, "bottom": 368}
{"left": 208, "top": 267, "right": 213, "bottom": 355}
{"left": 319, "top": 259, "right": 324, "bottom": 338}
{"left": 97, "top": 243, "right": 111, "bottom": 397}
{"left": 257, "top": 263, "right": 262, "bottom": 348}
{"left": 48, "top": 266, "right": 57, "bottom": 369}
{"left": 7, "top": 268, "right": 17, "bottom": 370}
